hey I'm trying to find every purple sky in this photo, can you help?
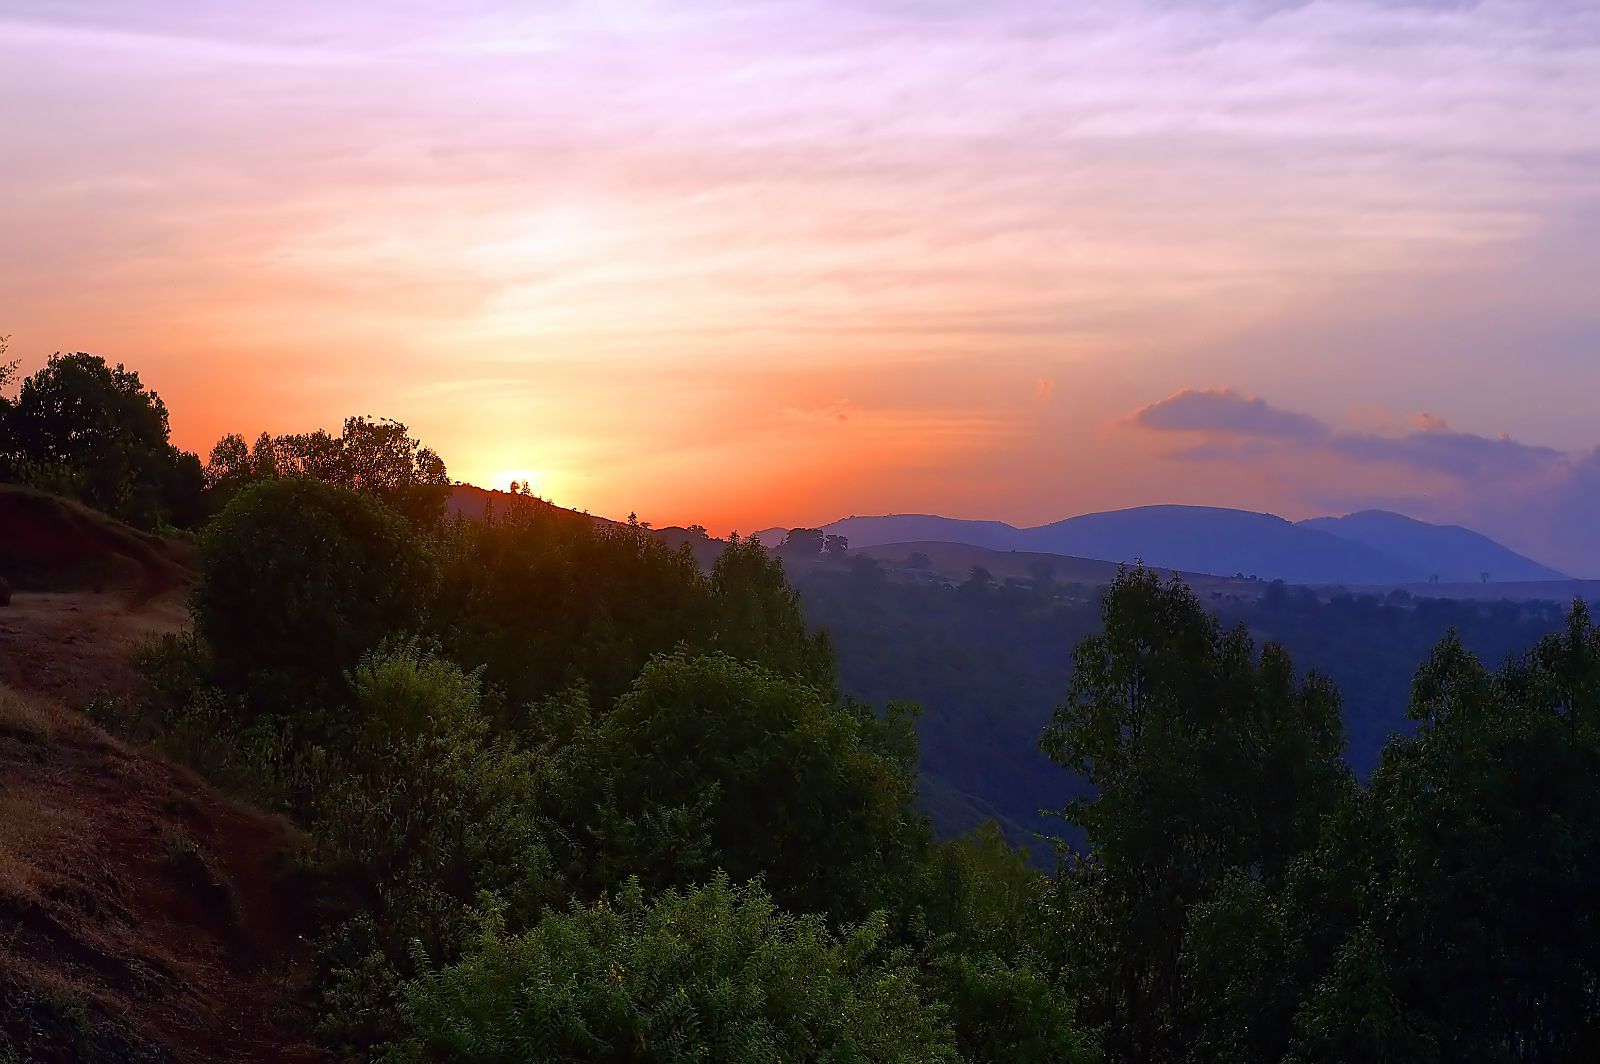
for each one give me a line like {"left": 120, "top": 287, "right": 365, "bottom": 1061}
{"left": 4, "top": 1, "right": 1600, "bottom": 571}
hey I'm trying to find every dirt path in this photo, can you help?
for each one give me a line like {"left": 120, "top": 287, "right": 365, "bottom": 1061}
{"left": 0, "top": 589, "right": 330, "bottom": 1062}
{"left": 0, "top": 589, "right": 188, "bottom": 708}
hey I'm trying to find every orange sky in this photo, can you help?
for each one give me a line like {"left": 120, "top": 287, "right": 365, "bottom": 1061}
{"left": 4, "top": 3, "right": 1600, "bottom": 568}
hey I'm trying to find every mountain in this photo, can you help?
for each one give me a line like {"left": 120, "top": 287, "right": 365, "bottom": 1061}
{"left": 1300, "top": 510, "right": 1566, "bottom": 583}
{"left": 804, "top": 504, "right": 1563, "bottom": 586}
{"left": 1017, "top": 505, "right": 1419, "bottom": 585}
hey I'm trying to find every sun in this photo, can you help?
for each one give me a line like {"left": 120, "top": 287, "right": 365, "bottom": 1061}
{"left": 489, "top": 468, "right": 551, "bottom": 499}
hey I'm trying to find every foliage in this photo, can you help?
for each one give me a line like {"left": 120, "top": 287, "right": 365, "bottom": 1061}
{"left": 380, "top": 875, "right": 960, "bottom": 1064}
{"left": 430, "top": 499, "right": 714, "bottom": 711}
{"left": 431, "top": 512, "right": 833, "bottom": 717}
{"left": 907, "top": 825, "right": 1094, "bottom": 1063}
{"left": 707, "top": 536, "right": 836, "bottom": 696}
{"left": 791, "top": 557, "right": 1576, "bottom": 845}
{"left": 0, "top": 351, "right": 203, "bottom": 527}
{"left": 205, "top": 416, "right": 450, "bottom": 522}
{"left": 1290, "top": 606, "right": 1600, "bottom": 1062}
{"left": 1041, "top": 566, "right": 1350, "bottom": 1063}
{"left": 193, "top": 478, "right": 436, "bottom": 720}
{"left": 314, "top": 648, "right": 553, "bottom": 955}
{"left": 778, "top": 527, "right": 825, "bottom": 555}
{"left": 546, "top": 651, "right": 921, "bottom": 920}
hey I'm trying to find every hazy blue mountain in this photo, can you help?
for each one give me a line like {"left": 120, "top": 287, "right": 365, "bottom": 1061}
{"left": 1300, "top": 510, "right": 1567, "bottom": 583}
{"left": 767, "top": 504, "right": 1566, "bottom": 586}
{"left": 1015, "top": 505, "right": 1419, "bottom": 585}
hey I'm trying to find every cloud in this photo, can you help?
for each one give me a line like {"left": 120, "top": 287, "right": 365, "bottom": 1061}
{"left": 1131, "top": 388, "right": 1564, "bottom": 482}
{"left": 1132, "top": 388, "right": 1328, "bottom": 442}
{"left": 1329, "top": 420, "right": 1563, "bottom": 480}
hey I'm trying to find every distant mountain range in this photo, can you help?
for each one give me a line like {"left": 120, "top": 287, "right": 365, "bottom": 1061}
{"left": 761, "top": 505, "right": 1566, "bottom": 586}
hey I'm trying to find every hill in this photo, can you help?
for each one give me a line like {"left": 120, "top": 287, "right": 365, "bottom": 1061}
{"left": 1300, "top": 509, "right": 1566, "bottom": 583}
{"left": 797, "top": 504, "right": 1561, "bottom": 586}
{"left": 0, "top": 485, "right": 195, "bottom": 599}
{"left": 0, "top": 493, "right": 324, "bottom": 1062}
{"left": 447, "top": 483, "right": 620, "bottom": 528}
{"left": 1021, "top": 505, "right": 1418, "bottom": 585}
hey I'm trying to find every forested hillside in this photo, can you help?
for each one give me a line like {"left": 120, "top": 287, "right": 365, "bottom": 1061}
{"left": 793, "top": 560, "right": 1581, "bottom": 847}
{"left": 3, "top": 353, "right": 1599, "bottom": 1060}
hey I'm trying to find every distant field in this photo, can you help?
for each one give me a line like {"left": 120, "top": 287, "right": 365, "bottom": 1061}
{"left": 803, "top": 539, "right": 1273, "bottom": 599}
{"left": 1351, "top": 579, "right": 1600, "bottom": 603}
{"left": 794, "top": 538, "right": 1600, "bottom": 605}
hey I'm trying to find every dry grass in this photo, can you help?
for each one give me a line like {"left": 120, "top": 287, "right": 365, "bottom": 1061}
{"left": 0, "top": 682, "right": 79, "bottom": 742}
{"left": 0, "top": 791, "right": 79, "bottom": 906}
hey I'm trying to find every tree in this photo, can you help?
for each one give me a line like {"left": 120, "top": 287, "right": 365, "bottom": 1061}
{"left": 850, "top": 552, "right": 885, "bottom": 586}
{"left": 549, "top": 651, "right": 921, "bottom": 920}
{"left": 1294, "top": 607, "right": 1600, "bottom": 1062}
{"left": 780, "top": 527, "right": 825, "bottom": 556}
{"left": 708, "top": 536, "right": 836, "bottom": 693}
{"left": 193, "top": 478, "right": 437, "bottom": 721}
{"left": 1, "top": 352, "right": 202, "bottom": 527}
{"left": 382, "top": 875, "right": 960, "bottom": 1063}
{"left": 315, "top": 647, "right": 553, "bottom": 964}
{"left": 1041, "top": 566, "right": 1350, "bottom": 1064}
{"left": 204, "top": 416, "right": 450, "bottom": 522}
{"left": 825, "top": 533, "right": 850, "bottom": 557}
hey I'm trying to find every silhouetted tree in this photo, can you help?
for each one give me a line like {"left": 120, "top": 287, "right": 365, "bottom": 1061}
{"left": 781, "top": 527, "right": 826, "bottom": 556}
{"left": 204, "top": 416, "right": 449, "bottom": 523}
{"left": 1, "top": 352, "right": 202, "bottom": 527}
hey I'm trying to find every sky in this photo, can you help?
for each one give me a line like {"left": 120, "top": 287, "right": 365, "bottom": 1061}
{"left": 3, "top": 1, "right": 1600, "bottom": 571}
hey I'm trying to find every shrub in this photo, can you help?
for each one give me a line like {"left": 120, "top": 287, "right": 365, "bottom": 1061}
{"left": 380, "top": 875, "right": 959, "bottom": 1063}
{"left": 549, "top": 651, "right": 923, "bottom": 919}
{"left": 316, "top": 647, "right": 554, "bottom": 956}
{"left": 193, "top": 478, "right": 436, "bottom": 721}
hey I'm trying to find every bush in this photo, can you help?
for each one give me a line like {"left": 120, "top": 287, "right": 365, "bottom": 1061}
{"left": 379, "top": 875, "right": 959, "bottom": 1063}
{"left": 314, "top": 647, "right": 553, "bottom": 952}
{"left": 193, "top": 478, "right": 436, "bottom": 720}
{"left": 548, "top": 651, "right": 922, "bottom": 919}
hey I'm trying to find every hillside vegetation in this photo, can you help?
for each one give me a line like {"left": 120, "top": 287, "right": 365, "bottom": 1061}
{"left": 2, "top": 351, "right": 1599, "bottom": 1061}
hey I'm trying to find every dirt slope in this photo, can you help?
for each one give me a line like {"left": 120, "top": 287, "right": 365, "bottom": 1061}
{"left": 0, "top": 496, "right": 328, "bottom": 1062}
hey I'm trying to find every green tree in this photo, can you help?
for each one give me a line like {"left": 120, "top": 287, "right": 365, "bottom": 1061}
{"left": 1294, "top": 607, "right": 1600, "bottom": 1062}
{"left": 316, "top": 647, "right": 553, "bottom": 959}
{"left": 708, "top": 535, "right": 836, "bottom": 694}
{"left": 380, "top": 875, "right": 960, "bottom": 1063}
{"left": 1, "top": 352, "right": 202, "bottom": 527}
{"left": 909, "top": 825, "right": 1094, "bottom": 1063}
{"left": 431, "top": 501, "right": 715, "bottom": 711}
{"left": 549, "top": 652, "right": 921, "bottom": 920}
{"left": 780, "top": 527, "right": 825, "bottom": 556}
{"left": 1041, "top": 565, "right": 1349, "bottom": 1064}
{"left": 194, "top": 478, "right": 436, "bottom": 721}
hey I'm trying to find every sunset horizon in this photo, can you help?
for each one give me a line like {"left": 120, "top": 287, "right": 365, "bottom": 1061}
{"left": 6, "top": 1, "right": 1599, "bottom": 570}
